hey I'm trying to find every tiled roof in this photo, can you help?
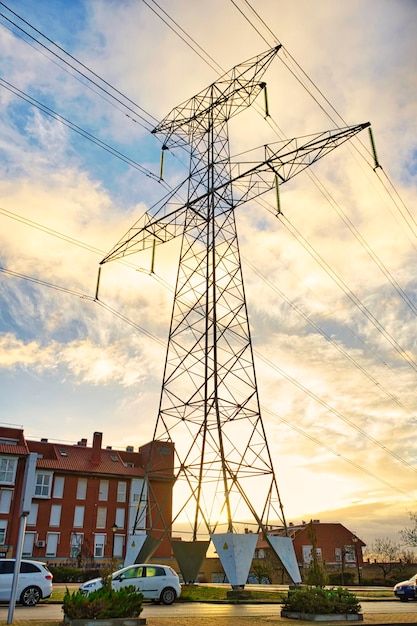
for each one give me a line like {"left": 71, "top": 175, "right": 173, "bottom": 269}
{"left": 28, "top": 441, "right": 145, "bottom": 477}
{"left": 0, "top": 427, "right": 158, "bottom": 478}
{"left": 0, "top": 427, "right": 29, "bottom": 456}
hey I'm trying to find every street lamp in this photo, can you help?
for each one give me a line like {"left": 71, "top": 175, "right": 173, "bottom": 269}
{"left": 352, "top": 536, "right": 362, "bottom": 585}
{"left": 111, "top": 523, "right": 118, "bottom": 559}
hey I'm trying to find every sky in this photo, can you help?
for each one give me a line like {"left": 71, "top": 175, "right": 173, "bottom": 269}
{"left": 0, "top": 0, "right": 416, "bottom": 550}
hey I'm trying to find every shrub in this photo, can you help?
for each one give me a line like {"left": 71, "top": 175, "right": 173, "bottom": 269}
{"left": 328, "top": 571, "right": 355, "bottom": 586}
{"left": 62, "top": 585, "right": 143, "bottom": 620}
{"left": 49, "top": 566, "right": 101, "bottom": 583}
{"left": 304, "top": 561, "right": 327, "bottom": 586}
{"left": 281, "top": 586, "right": 361, "bottom": 615}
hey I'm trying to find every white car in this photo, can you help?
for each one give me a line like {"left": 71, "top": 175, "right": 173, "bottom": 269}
{"left": 79, "top": 563, "right": 181, "bottom": 605}
{"left": 0, "top": 559, "right": 53, "bottom": 606}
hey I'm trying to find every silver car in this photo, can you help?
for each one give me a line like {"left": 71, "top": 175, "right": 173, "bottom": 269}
{"left": 79, "top": 563, "right": 181, "bottom": 605}
{"left": 0, "top": 559, "right": 53, "bottom": 606}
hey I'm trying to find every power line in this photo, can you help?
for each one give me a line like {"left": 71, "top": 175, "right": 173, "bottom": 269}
{"left": 1, "top": 261, "right": 414, "bottom": 499}
{"left": 280, "top": 213, "right": 417, "bottom": 375}
{"left": 143, "top": 0, "right": 224, "bottom": 75}
{"left": 0, "top": 2, "right": 157, "bottom": 130}
{"left": 263, "top": 406, "right": 415, "bottom": 502}
{"left": 0, "top": 77, "right": 163, "bottom": 182}
{"left": 245, "top": 257, "right": 417, "bottom": 423}
{"left": 1, "top": 3, "right": 414, "bottom": 498}
{"left": 144, "top": 1, "right": 417, "bottom": 365}
{"left": 231, "top": 0, "right": 417, "bottom": 244}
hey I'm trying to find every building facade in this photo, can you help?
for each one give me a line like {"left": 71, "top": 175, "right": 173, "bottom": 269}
{"left": 0, "top": 426, "right": 174, "bottom": 564}
{"left": 255, "top": 520, "right": 365, "bottom": 582}
{"left": 286, "top": 520, "right": 365, "bottom": 572}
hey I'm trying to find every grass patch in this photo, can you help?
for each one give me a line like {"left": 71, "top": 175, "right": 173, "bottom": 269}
{"left": 48, "top": 583, "right": 394, "bottom": 604}
{"left": 180, "top": 584, "right": 282, "bottom": 602}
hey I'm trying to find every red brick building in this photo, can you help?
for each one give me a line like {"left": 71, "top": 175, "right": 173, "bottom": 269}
{"left": 256, "top": 520, "right": 365, "bottom": 580}
{"left": 0, "top": 426, "right": 174, "bottom": 564}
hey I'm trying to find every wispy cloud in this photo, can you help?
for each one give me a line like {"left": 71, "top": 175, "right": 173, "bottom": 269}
{"left": 0, "top": 0, "right": 416, "bottom": 545}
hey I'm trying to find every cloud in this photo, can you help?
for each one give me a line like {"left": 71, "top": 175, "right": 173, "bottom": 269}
{"left": 0, "top": 0, "right": 416, "bottom": 543}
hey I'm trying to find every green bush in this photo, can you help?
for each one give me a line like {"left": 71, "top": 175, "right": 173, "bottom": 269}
{"left": 281, "top": 586, "right": 361, "bottom": 615}
{"left": 304, "top": 561, "right": 327, "bottom": 586}
{"left": 327, "top": 571, "right": 356, "bottom": 586}
{"left": 62, "top": 586, "right": 143, "bottom": 619}
{"left": 49, "top": 566, "right": 101, "bottom": 583}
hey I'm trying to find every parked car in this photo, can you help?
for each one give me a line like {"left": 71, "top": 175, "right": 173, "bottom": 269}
{"left": 79, "top": 563, "right": 181, "bottom": 605}
{"left": 393, "top": 573, "right": 417, "bottom": 601}
{"left": 0, "top": 559, "right": 53, "bottom": 606}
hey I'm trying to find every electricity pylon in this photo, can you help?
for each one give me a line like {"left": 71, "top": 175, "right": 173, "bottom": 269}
{"left": 101, "top": 46, "right": 370, "bottom": 586}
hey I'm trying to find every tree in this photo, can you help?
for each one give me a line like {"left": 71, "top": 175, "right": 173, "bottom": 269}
{"left": 305, "top": 520, "right": 327, "bottom": 586}
{"left": 364, "top": 537, "right": 402, "bottom": 580}
{"left": 400, "top": 512, "right": 417, "bottom": 547}
{"left": 400, "top": 548, "right": 416, "bottom": 565}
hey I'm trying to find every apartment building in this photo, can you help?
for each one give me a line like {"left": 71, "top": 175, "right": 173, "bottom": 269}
{"left": 0, "top": 426, "right": 174, "bottom": 564}
{"left": 256, "top": 519, "right": 365, "bottom": 578}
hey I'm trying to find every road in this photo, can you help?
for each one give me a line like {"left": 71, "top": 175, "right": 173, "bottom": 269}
{"left": 0, "top": 600, "right": 416, "bottom": 622}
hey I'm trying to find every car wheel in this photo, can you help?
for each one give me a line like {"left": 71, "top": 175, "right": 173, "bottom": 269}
{"left": 399, "top": 597, "right": 409, "bottom": 602}
{"left": 160, "top": 586, "right": 176, "bottom": 605}
{"left": 20, "top": 586, "right": 42, "bottom": 606}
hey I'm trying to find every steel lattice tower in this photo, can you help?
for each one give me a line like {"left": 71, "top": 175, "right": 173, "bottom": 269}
{"left": 101, "top": 46, "right": 370, "bottom": 585}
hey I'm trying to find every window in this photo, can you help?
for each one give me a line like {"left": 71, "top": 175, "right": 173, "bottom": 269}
{"left": 117, "top": 481, "right": 127, "bottom": 503}
{"left": 96, "top": 506, "right": 107, "bottom": 529}
{"left": 34, "top": 472, "right": 53, "bottom": 498}
{"left": 0, "top": 561, "right": 14, "bottom": 574}
{"left": 70, "top": 532, "right": 83, "bottom": 558}
{"left": 0, "top": 438, "right": 18, "bottom": 446}
{"left": 302, "top": 545, "right": 313, "bottom": 564}
{"left": 76, "top": 477, "right": 87, "bottom": 500}
{"left": 27, "top": 503, "right": 39, "bottom": 526}
{"left": 49, "top": 504, "right": 62, "bottom": 527}
{"left": 115, "top": 508, "right": 125, "bottom": 529}
{"left": 94, "top": 534, "right": 106, "bottom": 558}
{"left": 22, "top": 532, "right": 36, "bottom": 557}
{"left": 53, "top": 476, "right": 65, "bottom": 499}
{"left": 124, "top": 565, "right": 143, "bottom": 578}
{"left": 0, "top": 457, "right": 17, "bottom": 485}
{"left": 0, "top": 489, "right": 13, "bottom": 514}
{"left": 46, "top": 532, "right": 60, "bottom": 557}
{"left": 98, "top": 480, "right": 109, "bottom": 501}
{"left": 73, "top": 505, "right": 85, "bottom": 528}
{"left": 113, "top": 534, "right": 124, "bottom": 558}
{"left": 21, "top": 562, "right": 43, "bottom": 573}
{"left": 146, "top": 566, "right": 165, "bottom": 577}
{"left": 344, "top": 545, "right": 356, "bottom": 563}
{"left": 0, "top": 521, "right": 7, "bottom": 545}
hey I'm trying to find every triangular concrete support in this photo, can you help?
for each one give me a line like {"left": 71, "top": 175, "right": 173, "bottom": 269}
{"left": 211, "top": 532, "right": 258, "bottom": 588}
{"left": 171, "top": 539, "right": 210, "bottom": 583}
{"left": 266, "top": 534, "right": 302, "bottom": 583}
{"left": 124, "top": 534, "right": 161, "bottom": 566}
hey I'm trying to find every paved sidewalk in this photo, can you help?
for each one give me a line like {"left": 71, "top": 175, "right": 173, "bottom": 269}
{"left": 144, "top": 615, "right": 417, "bottom": 626}
{"left": 0, "top": 610, "right": 416, "bottom": 625}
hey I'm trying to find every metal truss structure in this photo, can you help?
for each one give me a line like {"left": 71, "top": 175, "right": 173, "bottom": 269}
{"left": 101, "top": 46, "right": 370, "bottom": 585}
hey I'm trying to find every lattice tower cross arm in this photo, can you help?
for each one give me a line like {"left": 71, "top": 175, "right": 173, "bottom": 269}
{"left": 151, "top": 45, "right": 281, "bottom": 149}
{"left": 100, "top": 122, "right": 371, "bottom": 264}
